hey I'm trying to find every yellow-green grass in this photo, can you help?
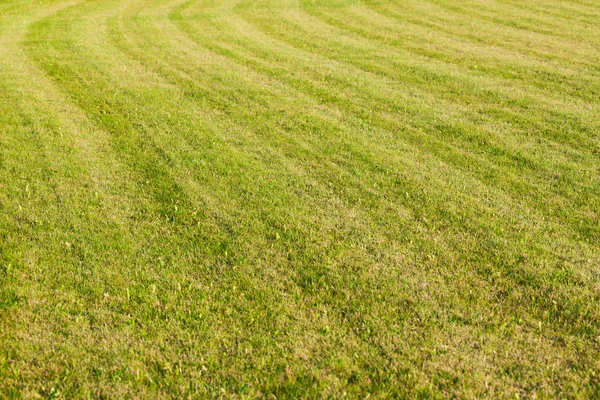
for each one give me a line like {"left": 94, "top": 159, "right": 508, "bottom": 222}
{"left": 1, "top": 0, "right": 599, "bottom": 397}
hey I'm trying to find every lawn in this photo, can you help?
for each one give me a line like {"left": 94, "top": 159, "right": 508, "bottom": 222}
{"left": 1, "top": 0, "right": 599, "bottom": 397}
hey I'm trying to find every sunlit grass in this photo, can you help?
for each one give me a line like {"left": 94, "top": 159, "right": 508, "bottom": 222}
{"left": 1, "top": 0, "right": 599, "bottom": 397}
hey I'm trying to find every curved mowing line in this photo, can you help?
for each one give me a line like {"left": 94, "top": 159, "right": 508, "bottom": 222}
{"left": 113, "top": 0, "right": 600, "bottom": 284}
{"left": 101, "top": 1, "right": 600, "bottom": 340}
{"left": 99, "top": 0, "right": 600, "bottom": 255}
{"left": 2, "top": 0, "right": 599, "bottom": 397}
{"left": 170, "top": 0, "right": 600, "bottom": 235}
{"left": 23, "top": 1, "right": 212, "bottom": 236}
{"left": 305, "top": 3, "right": 600, "bottom": 104}
{"left": 234, "top": 1, "right": 600, "bottom": 154}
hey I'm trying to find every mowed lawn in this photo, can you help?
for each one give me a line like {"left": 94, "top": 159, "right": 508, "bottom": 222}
{"left": 1, "top": 0, "right": 599, "bottom": 397}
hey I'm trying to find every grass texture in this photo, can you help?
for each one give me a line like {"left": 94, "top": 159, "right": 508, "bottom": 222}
{"left": 1, "top": 0, "right": 599, "bottom": 397}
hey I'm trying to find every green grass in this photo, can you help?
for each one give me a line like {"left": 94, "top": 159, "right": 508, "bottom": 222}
{"left": 1, "top": 0, "right": 599, "bottom": 397}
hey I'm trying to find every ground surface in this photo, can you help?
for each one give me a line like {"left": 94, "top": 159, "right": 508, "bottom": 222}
{"left": 0, "top": 0, "right": 599, "bottom": 398}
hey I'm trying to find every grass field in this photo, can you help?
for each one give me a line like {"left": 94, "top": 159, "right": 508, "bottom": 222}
{"left": 1, "top": 0, "right": 599, "bottom": 397}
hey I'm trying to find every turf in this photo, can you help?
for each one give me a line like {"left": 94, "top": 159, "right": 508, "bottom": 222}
{"left": 0, "top": 0, "right": 599, "bottom": 397}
